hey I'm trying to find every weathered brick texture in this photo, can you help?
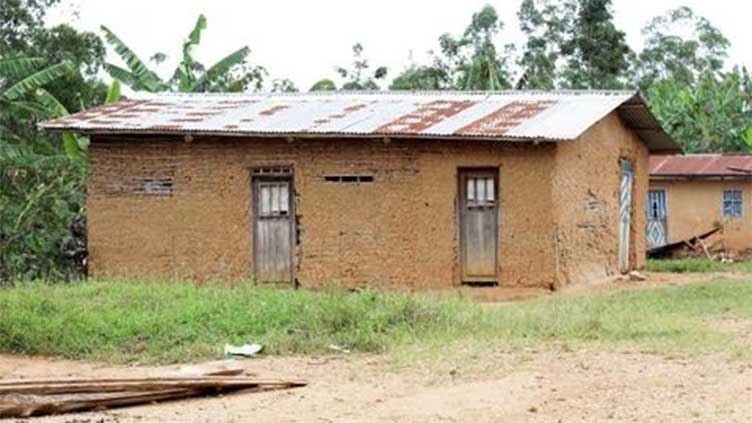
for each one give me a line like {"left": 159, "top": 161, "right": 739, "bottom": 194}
{"left": 87, "top": 111, "right": 648, "bottom": 289}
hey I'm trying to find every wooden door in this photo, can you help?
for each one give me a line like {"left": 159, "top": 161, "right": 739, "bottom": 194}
{"left": 647, "top": 189, "right": 668, "bottom": 248}
{"left": 618, "top": 160, "right": 633, "bottom": 272}
{"left": 252, "top": 177, "right": 294, "bottom": 283}
{"left": 459, "top": 169, "right": 499, "bottom": 283}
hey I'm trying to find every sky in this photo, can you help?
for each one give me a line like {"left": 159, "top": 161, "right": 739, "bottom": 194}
{"left": 48, "top": 0, "right": 752, "bottom": 91}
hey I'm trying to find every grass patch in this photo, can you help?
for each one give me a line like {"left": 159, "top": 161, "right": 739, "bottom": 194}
{"left": 1, "top": 278, "right": 751, "bottom": 364}
{"left": 647, "top": 258, "right": 752, "bottom": 273}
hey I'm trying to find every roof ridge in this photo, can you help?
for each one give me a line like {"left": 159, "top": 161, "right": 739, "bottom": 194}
{"left": 130, "top": 89, "right": 638, "bottom": 99}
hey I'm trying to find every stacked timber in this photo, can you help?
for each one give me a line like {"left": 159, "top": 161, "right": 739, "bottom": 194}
{"left": 0, "top": 375, "right": 306, "bottom": 418}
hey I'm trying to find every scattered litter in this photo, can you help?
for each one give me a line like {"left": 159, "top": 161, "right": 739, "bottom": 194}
{"left": 0, "top": 375, "right": 306, "bottom": 418}
{"left": 328, "top": 344, "right": 351, "bottom": 354}
{"left": 224, "top": 343, "right": 264, "bottom": 357}
{"left": 628, "top": 271, "right": 647, "bottom": 282}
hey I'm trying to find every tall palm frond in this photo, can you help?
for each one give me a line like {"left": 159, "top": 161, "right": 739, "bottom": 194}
{"left": 0, "top": 62, "right": 74, "bottom": 101}
{"left": 193, "top": 47, "right": 250, "bottom": 91}
{"left": 101, "top": 25, "right": 164, "bottom": 92}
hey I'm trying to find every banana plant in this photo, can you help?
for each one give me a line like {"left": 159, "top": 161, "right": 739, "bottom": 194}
{"left": 0, "top": 56, "right": 80, "bottom": 158}
{"left": 101, "top": 15, "right": 251, "bottom": 93}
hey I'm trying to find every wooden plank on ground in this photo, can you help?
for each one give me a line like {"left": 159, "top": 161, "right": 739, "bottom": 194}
{"left": 0, "top": 376, "right": 306, "bottom": 418}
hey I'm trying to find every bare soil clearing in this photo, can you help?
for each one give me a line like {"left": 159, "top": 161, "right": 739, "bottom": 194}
{"left": 3, "top": 347, "right": 751, "bottom": 423}
{"left": 436, "top": 271, "right": 752, "bottom": 303}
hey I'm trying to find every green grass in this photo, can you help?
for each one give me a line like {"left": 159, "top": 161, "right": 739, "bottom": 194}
{"left": 647, "top": 258, "right": 752, "bottom": 273}
{"left": 1, "top": 278, "right": 751, "bottom": 364}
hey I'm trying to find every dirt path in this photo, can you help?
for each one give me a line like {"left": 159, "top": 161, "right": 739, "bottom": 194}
{"left": 3, "top": 348, "right": 751, "bottom": 423}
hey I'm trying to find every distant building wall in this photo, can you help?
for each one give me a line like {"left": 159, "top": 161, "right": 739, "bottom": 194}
{"left": 648, "top": 179, "right": 752, "bottom": 253}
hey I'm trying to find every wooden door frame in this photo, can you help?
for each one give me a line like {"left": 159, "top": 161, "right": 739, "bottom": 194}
{"left": 250, "top": 168, "right": 296, "bottom": 284}
{"left": 618, "top": 159, "right": 634, "bottom": 273}
{"left": 457, "top": 167, "right": 500, "bottom": 285}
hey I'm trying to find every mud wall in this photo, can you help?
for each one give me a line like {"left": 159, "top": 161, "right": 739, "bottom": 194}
{"left": 87, "top": 136, "right": 560, "bottom": 289}
{"left": 552, "top": 112, "right": 649, "bottom": 287}
{"left": 649, "top": 179, "right": 752, "bottom": 252}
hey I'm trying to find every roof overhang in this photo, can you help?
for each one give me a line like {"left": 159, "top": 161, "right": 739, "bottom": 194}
{"left": 616, "top": 95, "right": 682, "bottom": 153}
{"left": 39, "top": 90, "right": 681, "bottom": 153}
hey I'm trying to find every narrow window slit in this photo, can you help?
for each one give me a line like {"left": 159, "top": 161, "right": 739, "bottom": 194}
{"left": 141, "top": 178, "right": 173, "bottom": 196}
{"left": 324, "top": 175, "right": 374, "bottom": 184}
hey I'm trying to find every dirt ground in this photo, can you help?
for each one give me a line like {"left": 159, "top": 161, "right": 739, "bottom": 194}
{"left": 3, "top": 272, "right": 752, "bottom": 422}
{"left": 439, "top": 271, "right": 752, "bottom": 303}
{"left": 2, "top": 346, "right": 752, "bottom": 423}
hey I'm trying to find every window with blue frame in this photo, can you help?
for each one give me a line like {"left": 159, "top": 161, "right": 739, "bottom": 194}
{"left": 723, "top": 190, "right": 743, "bottom": 218}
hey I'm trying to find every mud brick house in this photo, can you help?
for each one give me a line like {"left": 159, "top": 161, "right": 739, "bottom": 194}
{"left": 648, "top": 154, "right": 752, "bottom": 254}
{"left": 41, "top": 91, "right": 678, "bottom": 290}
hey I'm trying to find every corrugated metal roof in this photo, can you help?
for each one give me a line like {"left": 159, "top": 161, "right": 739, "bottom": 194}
{"left": 40, "top": 90, "right": 680, "bottom": 152}
{"left": 650, "top": 154, "right": 752, "bottom": 178}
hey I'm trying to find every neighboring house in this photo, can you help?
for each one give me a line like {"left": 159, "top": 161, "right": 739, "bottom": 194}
{"left": 649, "top": 154, "right": 752, "bottom": 253}
{"left": 41, "top": 91, "right": 678, "bottom": 290}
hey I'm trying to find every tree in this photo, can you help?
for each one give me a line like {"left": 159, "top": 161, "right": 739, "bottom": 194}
{"left": 0, "top": 55, "right": 79, "bottom": 153}
{"left": 516, "top": 0, "right": 564, "bottom": 89}
{"left": 271, "top": 78, "right": 298, "bottom": 93}
{"left": 28, "top": 24, "right": 107, "bottom": 111}
{"left": 390, "top": 63, "right": 449, "bottom": 90}
{"left": 558, "top": 0, "right": 633, "bottom": 89}
{"left": 637, "top": 6, "right": 730, "bottom": 90}
{"left": 0, "top": 54, "right": 88, "bottom": 282}
{"left": 648, "top": 69, "right": 752, "bottom": 153}
{"left": 0, "top": 0, "right": 61, "bottom": 52}
{"left": 1, "top": 1, "right": 106, "bottom": 113}
{"left": 309, "top": 79, "right": 337, "bottom": 91}
{"left": 334, "top": 43, "right": 387, "bottom": 90}
{"left": 101, "top": 15, "right": 265, "bottom": 93}
{"left": 438, "top": 5, "right": 514, "bottom": 90}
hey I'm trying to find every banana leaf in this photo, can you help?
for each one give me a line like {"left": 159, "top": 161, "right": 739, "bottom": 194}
{"left": 0, "top": 56, "right": 46, "bottom": 78}
{"left": 105, "top": 79, "right": 122, "bottom": 104}
{"left": 176, "top": 15, "right": 208, "bottom": 91}
{"left": 101, "top": 25, "right": 163, "bottom": 92}
{"left": 1, "top": 62, "right": 74, "bottom": 101}
{"left": 193, "top": 46, "right": 249, "bottom": 91}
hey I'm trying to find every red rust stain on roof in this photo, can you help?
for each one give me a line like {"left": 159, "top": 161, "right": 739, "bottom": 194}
{"left": 343, "top": 104, "right": 367, "bottom": 113}
{"left": 455, "top": 100, "right": 555, "bottom": 136}
{"left": 258, "top": 105, "right": 290, "bottom": 116}
{"left": 375, "top": 100, "right": 475, "bottom": 134}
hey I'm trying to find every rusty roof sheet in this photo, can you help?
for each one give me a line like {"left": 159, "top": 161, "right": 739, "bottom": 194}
{"left": 40, "top": 91, "right": 679, "bottom": 152}
{"left": 650, "top": 154, "right": 752, "bottom": 178}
